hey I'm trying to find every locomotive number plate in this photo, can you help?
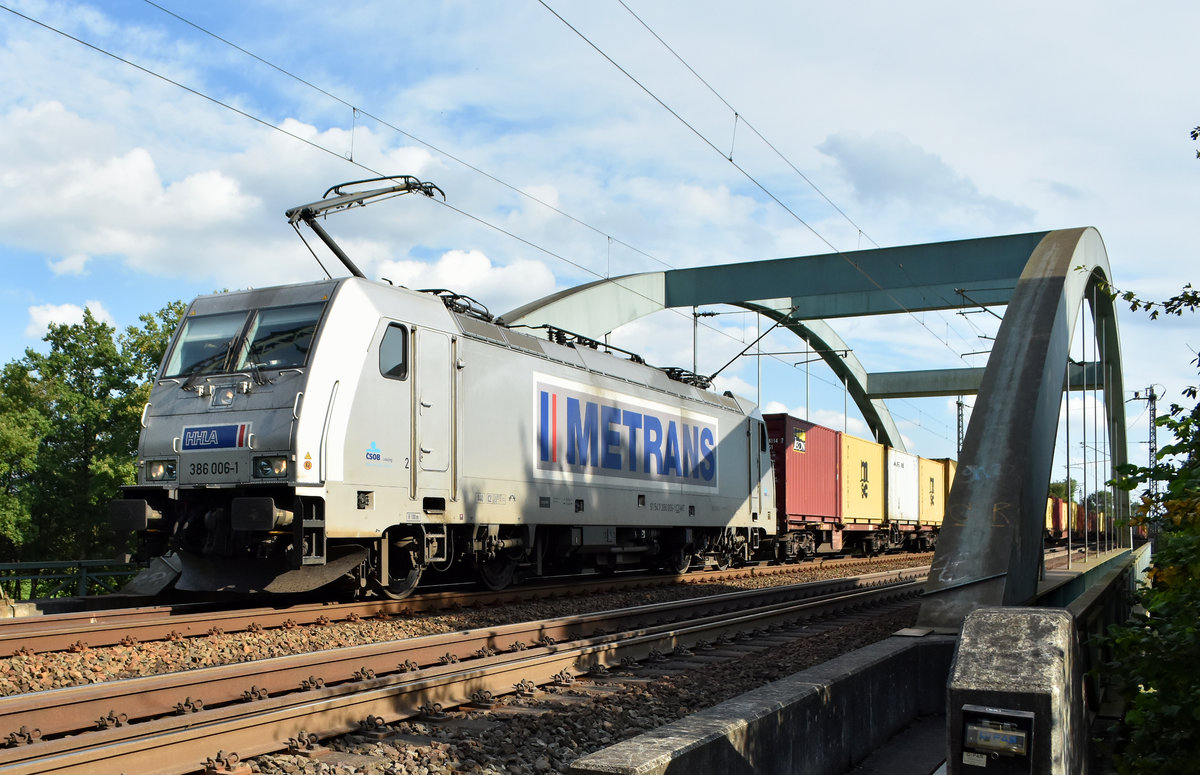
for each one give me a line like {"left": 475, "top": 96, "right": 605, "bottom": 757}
{"left": 181, "top": 456, "right": 242, "bottom": 484}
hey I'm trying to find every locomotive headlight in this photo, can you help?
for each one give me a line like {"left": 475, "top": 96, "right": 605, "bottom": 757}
{"left": 145, "top": 459, "right": 177, "bottom": 481}
{"left": 212, "top": 386, "right": 236, "bottom": 407}
{"left": 253, "top": 455, "right": 289, "bottom": 479}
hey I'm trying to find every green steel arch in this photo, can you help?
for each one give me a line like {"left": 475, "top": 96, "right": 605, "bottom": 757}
{"left": 501, "top": 270, "right": 908, "bottom": 449}
{"left": 916, "top": 227, "right": 1128, "bottom": 630}
{"left": 502, "top": 227, "right": 1128, "bottom": 628}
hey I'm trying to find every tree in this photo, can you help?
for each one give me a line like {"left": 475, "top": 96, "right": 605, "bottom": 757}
{"left": 1102, "top": 273, "right": 1200, "bottom": 772}
{"left": 0, "top": 302, "right": 182, "bottom": 562}
{"left": 1086, "top": 488, "right": 1114, "bottom": 514}
{"left": 1049, "top": 478, "right": 1078, "bottom": 501}
{"left": 0, "top": 362, "right": 49, "bottom": 559}
{"left": 1106, "top": 398, "right": 1200, "bottom": 773}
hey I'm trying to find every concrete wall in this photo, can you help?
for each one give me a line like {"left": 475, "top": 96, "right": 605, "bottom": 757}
{"left": 568, "top": 634, "right": 956, "bottom": 775}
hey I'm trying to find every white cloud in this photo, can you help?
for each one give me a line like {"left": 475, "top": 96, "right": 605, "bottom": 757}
{"left": 25, "top": 300, "right": 115, "bottom": 338}
{"left": 49, "top": 253, "right": 90, "bottom": 276}
{"left": 817, "top": 131, "right": 1034, "bottom": 231}
{"left": 0, "top": 0, "right": 1197, "bottom": 478}
{"left": 0, "top": 101, "right": 264, "bottom": 280}
{"left": 376, "top": 249, "right": 557, "bottom": 318}
{"left": 809, "top": 407, "right": 868, "bottom": 439}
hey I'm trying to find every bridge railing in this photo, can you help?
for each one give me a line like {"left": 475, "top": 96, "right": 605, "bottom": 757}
{"left": 0, "top": 559, "right": 143, "bottom": 602}
{"left": 1063, "top": 543, "right": 1151, "bottom": 718}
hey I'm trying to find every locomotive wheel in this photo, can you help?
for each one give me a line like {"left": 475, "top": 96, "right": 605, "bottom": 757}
{"left": 378, "top": 562, "right": 423, "bottom": 600}
{"left": 477, "top": 553, "right": 518, "bottom": 591}
{"left": 714, "top": 552, "right": 733, "bottom": 571}
{"left": 665, "top": 546, "right": 692, "bottom": 574}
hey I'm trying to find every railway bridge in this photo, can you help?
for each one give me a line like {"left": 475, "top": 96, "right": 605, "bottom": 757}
{"left": 505, "top": 226, "right": 1137, "bottom": 773}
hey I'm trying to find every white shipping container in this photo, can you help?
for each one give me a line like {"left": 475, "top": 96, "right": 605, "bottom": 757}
{"left": 886, "top": 448, "right": 920, "bottom": 523}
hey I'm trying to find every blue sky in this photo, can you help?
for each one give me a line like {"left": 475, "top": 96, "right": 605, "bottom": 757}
{"left": 2, "top": 0, "right": 1198, "bottom": 482}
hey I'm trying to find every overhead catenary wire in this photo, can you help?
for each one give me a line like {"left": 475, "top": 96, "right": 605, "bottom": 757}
{"left": 138, "top": 0, "right": 674, "bottom": 273}
{"left": 614, "top": 0, "right": 878, "bottom": 248}
{"left": 6, "top": 1, "right": 849, "bottom": 400}
{"left": 140, "top": 0, "right": 985, "bottom": 371}
{"left": 538, "top": 0, "right": 990, "bottom": 364}
{"left": 7, "top": 1, "right": 966, "bottom": 448}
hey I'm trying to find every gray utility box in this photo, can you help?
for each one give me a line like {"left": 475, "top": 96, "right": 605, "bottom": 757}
{"left": 948, "top": 607, "right": 1087, "bottom": 774}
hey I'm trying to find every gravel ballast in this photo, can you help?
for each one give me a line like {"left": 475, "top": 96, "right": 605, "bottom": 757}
{"left": 249, "top": 605, "right": 920, "bottom": 775}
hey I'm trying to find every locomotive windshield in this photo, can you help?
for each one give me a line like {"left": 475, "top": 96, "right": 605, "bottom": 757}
{"left": 240, "top": 303, "right": 323, "bottom": 370}
{"left": 163, "top": 301, "right": 326, "bottom": 378}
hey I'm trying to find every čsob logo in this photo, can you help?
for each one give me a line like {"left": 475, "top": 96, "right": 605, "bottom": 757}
{"left": 366, "top": 442, "right": 382, "bottom": 462}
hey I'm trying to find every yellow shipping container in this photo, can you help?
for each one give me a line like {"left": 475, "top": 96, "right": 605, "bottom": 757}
{"left": 918, "top": 457, "right": 946, "bottom": 526}
{"left": 840, "top": 434, "right": 886, "bottom": 524}
{"left": 940, "top": 458, "right": 958, "bottom": 504}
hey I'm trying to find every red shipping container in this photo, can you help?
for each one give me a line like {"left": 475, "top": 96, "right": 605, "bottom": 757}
{"left": 764, "top": 414, "right": 840, "bottom": 525}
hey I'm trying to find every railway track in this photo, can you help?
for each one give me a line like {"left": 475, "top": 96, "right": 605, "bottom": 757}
{"left": 0, "top": 554, "right": 931, "bottom": 657}
{"left": 0, "top": 565, "right": 926, "bottom": 774}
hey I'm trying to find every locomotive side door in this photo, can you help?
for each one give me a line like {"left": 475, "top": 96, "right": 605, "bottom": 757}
{"left": 749, "top": 418, "right": 766, "bottom": 516}
{"left": 414, "top": 328, "right": 455, "bottom": 500}
{"left": 344, "top": 320, "right": 412, "bottom": 491}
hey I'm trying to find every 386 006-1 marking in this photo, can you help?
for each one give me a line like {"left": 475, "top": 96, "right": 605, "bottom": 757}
{"left": 188, "top": 460, "right": 239, "bottom": 477}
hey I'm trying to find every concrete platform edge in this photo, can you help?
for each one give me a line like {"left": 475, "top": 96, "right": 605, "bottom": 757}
{"left": 568, "top": 634, "right": 957, "bottom": 775}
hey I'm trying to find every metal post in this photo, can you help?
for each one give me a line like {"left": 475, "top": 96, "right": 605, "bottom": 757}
{"left": 692, "top": 306, "right": 697, "bottom": 374}
{"left": 805, "top": 338, "right": 810, "bottom": 421}
{"left": 756, "top": 312, "right": 762, "bottom": 408}
{"left": 1066, "top": 354, "right": 1072, "bottom": 570}
{"left": 1092, "top": 286, "right": 1100, "bottom": 555}
{"left": 1084, "top": 309, "right": 1094, "bottom": 563}
{"left": 843, "top": 374, "right": 848, "bottom": 433}
{"left": 957, "top": 396, "right": 965, "bottom": 455}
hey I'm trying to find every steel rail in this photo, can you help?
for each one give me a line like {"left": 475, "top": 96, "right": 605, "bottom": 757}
{"left": 0, "top": 566, "right": 926, "bottom": 744}
{"left": 0, "top": 554, "right": 930, "bottom": 656}
{"left": 0, "top": 573, "right": 924, "bottom": 774}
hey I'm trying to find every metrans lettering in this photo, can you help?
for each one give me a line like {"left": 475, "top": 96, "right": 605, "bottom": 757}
{"left": 181, "top": 423, "right": 250, "bottom": 452}
{"left": 536, "top": 380, "right": 717, "bottom": 487}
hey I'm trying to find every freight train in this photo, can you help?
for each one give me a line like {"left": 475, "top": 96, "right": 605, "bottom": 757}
{"left": 110, "top": 176, "right": 950, "bottom": 598}
{"left": 765, "top": 414, "right": 952, "bottom": 559}
{"left": 1043, "top": 497, "right": 1109, "bottom": 545}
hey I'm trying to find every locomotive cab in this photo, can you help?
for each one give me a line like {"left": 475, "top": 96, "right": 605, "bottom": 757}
{"left": 111, "top": 280, "right": 351, "bottom": 592}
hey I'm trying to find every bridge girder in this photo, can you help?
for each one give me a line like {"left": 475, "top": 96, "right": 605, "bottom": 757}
{"left": 502, "top": 227, "right": 1128, "bottom": 629}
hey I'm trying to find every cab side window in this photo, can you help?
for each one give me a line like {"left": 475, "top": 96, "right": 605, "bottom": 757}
{"left": 379, "top": 323, "right": 408, "bottom": 380}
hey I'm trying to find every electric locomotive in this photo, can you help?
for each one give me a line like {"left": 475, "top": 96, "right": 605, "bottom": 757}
{"left": 111, "top": 177, "right": 776, "bottom": 597}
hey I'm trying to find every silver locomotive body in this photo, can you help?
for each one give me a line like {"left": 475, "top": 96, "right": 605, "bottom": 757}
{"left": 113, "top": 276, "right": 775, "bottom": 595}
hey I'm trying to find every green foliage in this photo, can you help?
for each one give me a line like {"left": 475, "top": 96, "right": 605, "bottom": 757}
{"left": 1086, "top": 488, "right": 1114, "bottom": 514}
{"left": 1106, "top": 436, "right": 1200, "bottom": 771}
{"left": 1104, "top": 279, "right": 1200, "bottom": 771}
{"left": 1112, "top": 282, "right": 1199, "bottom": 321}
{"left": 1049, "top": 477, "right": 1078, "bottom": 501}
{"left": 0, "top": 302, "right": 182, "bottom": 562}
